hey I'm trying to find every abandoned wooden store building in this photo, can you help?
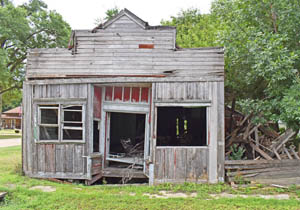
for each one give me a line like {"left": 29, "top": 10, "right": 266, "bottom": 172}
{"left": 22, "top": 9, "right": 225, "bottom": 185}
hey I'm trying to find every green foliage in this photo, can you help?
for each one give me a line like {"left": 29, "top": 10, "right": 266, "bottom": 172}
{"left": 104, "top": 6, "right": 120, "bottom": 21}
{"left": 0, "top": 0, "right": 71, "bottom": 109}
{"left": 211, "top": 0, "right": 300, "bottom": 130}
{"left": 233, "top": 173, "right": 250, "bottom": 185}
{"left": 229, "top": 144, "right": 246, "bottom": 160}
{"left": 161, "top": 8, "right": 221, "bottom": 47}
{"left": 95, "top": 7, "right": 120, "bottom": 25}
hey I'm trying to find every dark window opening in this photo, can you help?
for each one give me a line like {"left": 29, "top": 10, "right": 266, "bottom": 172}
{"left": 39, "top": 106, "right": 59, "bottom": 140}
{"left": 64, "top": 111, "right": 82, "bottom": 122}
{"left": 39, "top": 126, "right": 58, "bottom": 140}
{"left": 157, "top": 107, "right": 207, "bottom": 146}
{"left": 110, "top": 113, "right": 145, "bottom": 155}
{"left": 93, "top": 120, "right": 100, "bottom": 152}
{"left": 63, "top": 129, "right": 83, "bottom": 140}
{"left": 41, "top": 109, "right": 58, "bottom": 124}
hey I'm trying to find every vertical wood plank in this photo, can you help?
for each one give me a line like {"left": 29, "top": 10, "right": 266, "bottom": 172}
{"left": 208, "top": 82, "right": 218, "bottom": 183}
{"left": 45, "top": 144, "right": 56, "bottom": 173}
{"left": 217, "top": 81, "right": 225, "bottom": 182}
{"left": 74, "top": 145, "right": 84, "bottom": 173}
{"left": 65, "top": 144, "right": 74, "bottom": 173}
{"left": 174, "top": 148, "right": 187, "bottom": 180}
{"left": 37, "top": 144, "right": 45, "bottom": 172}
{"left": 154, "top": 149, "right": 164, "bottom": 180}
{"left": 55, "top": 144, "right": 65, "bottom": 172}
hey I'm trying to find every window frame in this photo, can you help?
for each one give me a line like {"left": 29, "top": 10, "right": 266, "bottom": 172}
{"left": 38, "top": 105, "right": 60, "bottom": 142}
{"left": 155, "top": 102, "right": 210, "bottom": 148}
{"left": 34, "top": 99, "right": 86, "bottom": 143}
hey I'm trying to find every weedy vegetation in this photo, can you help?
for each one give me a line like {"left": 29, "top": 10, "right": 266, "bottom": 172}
{"left": 0, "top": 146, "right": 300, "bottom": 210}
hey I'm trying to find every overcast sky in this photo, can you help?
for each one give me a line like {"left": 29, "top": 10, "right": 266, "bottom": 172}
{"left": 14, "top": 0, "right": 213, "bottom": 30}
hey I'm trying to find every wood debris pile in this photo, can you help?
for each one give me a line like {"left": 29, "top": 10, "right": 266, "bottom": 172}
{"left": 225, "top": 107, "right": 298, "bottom": 161}
{"left": 225, "top": 106, "right": 300, "bottom": 182}
{"left": 120, "top": 138, "right": 144, "bottom": 157}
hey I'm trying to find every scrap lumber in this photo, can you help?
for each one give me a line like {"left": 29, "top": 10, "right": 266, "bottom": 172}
{"left": 249, "top": 142, "right": 273, "bottom": 160}
{"left": 224, "top": 106, "right": 300, "bottom": 183}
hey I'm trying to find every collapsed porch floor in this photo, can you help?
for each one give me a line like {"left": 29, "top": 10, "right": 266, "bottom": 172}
{"left": 102, "top": 167, "right": 147, "bottom": 179}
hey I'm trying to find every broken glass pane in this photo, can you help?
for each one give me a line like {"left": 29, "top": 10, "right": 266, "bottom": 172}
{"left": 40, "top": 109, "right": 58, "bottom": 124}
{"left": 39, "top": 126, "right": 58, "bottom": 140}
{"left": 62, "top": 129, "right": 83, "bottom": 140}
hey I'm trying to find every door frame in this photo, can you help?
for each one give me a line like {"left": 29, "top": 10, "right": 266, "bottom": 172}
{"left": 100, "top": 103, "right": 150, "bottom": 173}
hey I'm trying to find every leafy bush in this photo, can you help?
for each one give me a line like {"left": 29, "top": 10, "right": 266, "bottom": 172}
{"left": 229, "top": 144, "right": 246, "bottom": 160}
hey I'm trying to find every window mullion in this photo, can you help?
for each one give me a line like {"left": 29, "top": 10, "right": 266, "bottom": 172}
{"left": 59, "top": 103, "right": 62, "bottom": 142}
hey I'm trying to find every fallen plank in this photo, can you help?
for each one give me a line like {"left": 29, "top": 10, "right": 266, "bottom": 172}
{"left": 249, "top": 142, "right": 273, "bottom": 160}
{"left": 227, "top": 166, "right": 300, "bottom": 177}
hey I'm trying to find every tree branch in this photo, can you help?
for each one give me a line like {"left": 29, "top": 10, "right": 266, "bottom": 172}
{"left": 8, "top": 55, "right": 27, "bottom": 73}
{"left": 26, "top": 28, "right": 50, "bottom": 41}
{"left": 0, "top": 84, "right": 22, "bottom": 95}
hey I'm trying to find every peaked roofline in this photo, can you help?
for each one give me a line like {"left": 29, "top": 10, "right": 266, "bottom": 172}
{"left": 92, "top": 8, "right": 175, "bottom": 33}
{"left": 92, "top": 8, "right": 148, "bottom": 32}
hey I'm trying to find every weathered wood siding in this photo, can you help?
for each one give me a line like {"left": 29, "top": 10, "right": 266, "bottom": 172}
{"left": 23, "top": 83, "right": 91, "bottom": 179}
{"left": 25, "top": 14, "right": 223, "bottom": 80}
{"left": 153, "top": 82, "right": 210, "bottom": 101}
{"left": 26, "top": 48, "right": 223, "bottom": 79}
{"left": 154, "top": 147, "right": 208, "bottom": 183}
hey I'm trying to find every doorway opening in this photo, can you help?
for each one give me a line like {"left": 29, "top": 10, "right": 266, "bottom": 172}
{"left": 107, "top": 112, "right": 146, "bottom": 169}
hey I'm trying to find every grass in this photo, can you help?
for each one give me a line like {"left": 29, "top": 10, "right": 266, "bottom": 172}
{"left": 0, "top": 146, "right": 300, "bottom": 209}
{"left": 0, "top": 135, "right": 21, "bottom": 140}
{"left": 0, "top": 129, "right": 21, "bottom": 140}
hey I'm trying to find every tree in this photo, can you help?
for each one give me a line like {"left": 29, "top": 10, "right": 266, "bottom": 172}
{"left": 161, "top": 8, "right": 221, "bottom": 48}
{"left": 95, "top": 6, "right": 120, "bottom": 25}
{"left": 0, "top": 0, "right": 71, "bottom": 126}
{"left": 211, "top": 0, "right": 300, "bottom": 129}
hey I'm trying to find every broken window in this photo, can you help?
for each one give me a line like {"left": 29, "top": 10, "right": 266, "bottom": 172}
{"left": 39, "top": 105, "right": 59, "bottom": 140}
{"left": 37, "top": 103, "right": 85, "bottom": 142}
{"left": 157, "top": 107, "right": 207, "bottom": 146}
